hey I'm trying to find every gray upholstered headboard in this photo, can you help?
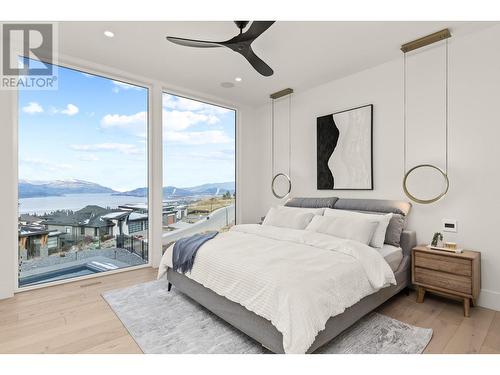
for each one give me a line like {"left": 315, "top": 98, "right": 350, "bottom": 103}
{"left": 399, "top": 230, "right": 417, "bottom": 257}
{"left": 284, "top": 197, "right": 416, "bottom": 255}
{"left": 286, "top": 196, "right": 410, "bottom": 215}
{"left": 333, "top": 198, "right": 411, "bottom": 217}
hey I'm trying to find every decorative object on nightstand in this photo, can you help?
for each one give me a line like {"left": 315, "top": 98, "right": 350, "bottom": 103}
{"left": 431, "top": 232, "right": 443, "bottom": 247}
{"left": 412, "top": 245, "right": 481, "bottom": 317}
{"left": 426, "top": 243, "right": 464, "bottom": 254}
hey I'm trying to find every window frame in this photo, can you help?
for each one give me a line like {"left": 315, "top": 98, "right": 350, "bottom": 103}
{"left": 161, "top": 90, "right": 238, "bottom": 229}
{"left": 14, "top": 58, "right": 154, "bottom": 292}
{"left": 12, "top": 56, "right": 241, "bottom": 294}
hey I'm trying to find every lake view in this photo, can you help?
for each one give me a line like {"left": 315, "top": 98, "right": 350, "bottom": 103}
{"left": 19, "top": 193, "right": 147, "bottom": 215}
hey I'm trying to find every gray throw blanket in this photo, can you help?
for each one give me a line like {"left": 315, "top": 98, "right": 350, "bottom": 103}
{"left": 172, "top": 231, "right": 218, "bottom": 273}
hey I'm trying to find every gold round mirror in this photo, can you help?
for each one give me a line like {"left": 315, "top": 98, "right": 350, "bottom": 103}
{"left": 403, "top": 164, "right": 449, "bottom": 204}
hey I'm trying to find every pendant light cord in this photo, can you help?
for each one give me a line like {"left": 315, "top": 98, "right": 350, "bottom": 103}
{"left": 288, "top": 93, "right": 292, "bottom": 179}
{"left": 445, "top": 39, "right": 449, "bottom": 175}
{"left": 403, "top": 39, "right": 449, "bottom": 175}
{"left": 403, "top": 52, "right": 407, "bottom": 175}
{"left": 271, "top": 95, "right": 292, "bottom": 180}
{"left": 271, "top": 97, "right": 275, "bottom": 180}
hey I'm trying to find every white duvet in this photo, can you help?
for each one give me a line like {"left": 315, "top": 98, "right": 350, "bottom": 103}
{"left": 158, "top": 224, "right": 396, "bottom": 354}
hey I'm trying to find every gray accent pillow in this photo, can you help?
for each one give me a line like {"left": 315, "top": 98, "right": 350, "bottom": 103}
{"left": 333, "top": 198, "right": 411, "bottom": 217}
{"left": 285, "top": 197, "right": 338, "bottom": 209}
{"left": 384, "top": 214, "right": 406, "bottom": 247}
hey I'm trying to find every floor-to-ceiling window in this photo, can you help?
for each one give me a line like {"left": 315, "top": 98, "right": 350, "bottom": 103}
{"left": 161, "top": 93, "right": 236, "bottom": 250}
{"left": 18, "top": 62, "right": 149, "bottom": 287}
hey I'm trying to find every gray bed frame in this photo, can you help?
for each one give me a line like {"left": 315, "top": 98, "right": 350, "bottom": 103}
{"left": 166, "top": 198, "right": 417, "bottom": 353}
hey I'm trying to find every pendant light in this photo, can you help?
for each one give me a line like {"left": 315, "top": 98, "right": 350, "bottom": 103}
{"left": 401, "top": 29, "right": 451, "bottom": 204}
{"left": 270, "top": 88, "right": 293, "bottom": 199}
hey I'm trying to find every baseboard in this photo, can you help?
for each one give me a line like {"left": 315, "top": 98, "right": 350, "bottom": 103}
{"left": 478, "top": 289, "right": 500, "bottom": 311}
{"left": 0, "top": 290, "right": 14, "bottom": 300}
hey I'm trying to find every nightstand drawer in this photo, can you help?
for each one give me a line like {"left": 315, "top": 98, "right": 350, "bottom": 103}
{"left": 414, "top": 267, "right": 472, "bottom": 295}
{"left": 414, "top": 251, "right": 472, "bottom": 276}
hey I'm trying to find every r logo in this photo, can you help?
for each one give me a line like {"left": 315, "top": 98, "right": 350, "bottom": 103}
{"left": 2, "top": 24, "right": 53, "bottom": 76}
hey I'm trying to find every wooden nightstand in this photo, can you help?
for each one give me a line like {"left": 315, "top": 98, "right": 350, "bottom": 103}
{"left": 411, "top": 245, "right": 481, "bottom": 317}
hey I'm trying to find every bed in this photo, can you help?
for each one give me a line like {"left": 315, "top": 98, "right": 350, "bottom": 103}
{"left": 159, "top": 198, "right": 416, "bottom": 354}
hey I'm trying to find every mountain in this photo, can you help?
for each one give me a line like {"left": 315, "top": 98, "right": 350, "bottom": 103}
{"left": 115, "top": 182, "right": 235, "bottom": 198}
{"left": 163, "top": 186, "right": 196, "bottom": 197}
{"left": 19, "top": 179, "right": 116, "bottom": 198}
{"left": 185, "top": 182, "right": 235, "bottom": 195}
{"left": 19, "top": 179, "right": 235, "bottom": 199}
{"left": 115, "top": 186, "right": 194, "bottom": 198}
{"left": 114, "top": 187, "right": 148, "bottom": 197}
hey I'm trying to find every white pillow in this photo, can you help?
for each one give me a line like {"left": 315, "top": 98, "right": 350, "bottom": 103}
{"left": 323, "top": 209, "right": 393, "bottom": 248}
{"left": 305, "top": 215, "right": 378, "bottom": 245}
{"left": 262, "top": 206, "right": 324, "bottom": 230}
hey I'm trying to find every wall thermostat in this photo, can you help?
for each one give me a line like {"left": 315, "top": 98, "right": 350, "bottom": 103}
{"left": 442, "top": 218, "right": 457, "bottom": 233}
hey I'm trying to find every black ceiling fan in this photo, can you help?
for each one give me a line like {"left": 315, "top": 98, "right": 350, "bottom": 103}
{"left": 166, "top": 21, "right": 275, "bottom": 77}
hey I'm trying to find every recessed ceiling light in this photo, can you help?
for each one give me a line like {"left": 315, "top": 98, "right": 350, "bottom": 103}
{"left": 235, "top": 77, "right": 242, "bottom": 82}
{"left": 104, "top": 30, "right": 114, "bottom": 38}
{"left": 220, "top": 82, "right": 235, "bottom": 88}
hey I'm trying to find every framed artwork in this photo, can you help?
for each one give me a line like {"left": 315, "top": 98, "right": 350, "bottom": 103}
{"left": 317, "top": 104, "right": 373, "bottom": 190}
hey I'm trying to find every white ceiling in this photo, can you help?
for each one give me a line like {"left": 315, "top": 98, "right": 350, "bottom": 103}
{"left": 59, "top": 21, "right": 497, "bottom": 107}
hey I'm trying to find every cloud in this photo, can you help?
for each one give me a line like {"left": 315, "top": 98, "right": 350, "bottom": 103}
{"left": 71, "top": 143, "right": 143, "bottom": 155}
{"left": 112, "top": 80, "right": 142, "bottom": 93}
{"left": 100, "top": 111, "right": 147, "bottom": 138}
{"left": 164, "top": 130, "right": 233, "bottom": 145}
{"left": 161, "top": 96, "right": 233, "bottom": 145}
{"left": 61, "top": 104, "right": 79, "bottom": 116}
{"left": 79, "top": 154, "right": 99, "bottom": 161}
{"left": 163, "top": 94, "right": 232, "bottom": 115}
{"left": 101, "top": 111, "right": 147, "bottom": 129}
{"left": 163, "top": 109, "right": 219, "bottom": 131}
{"left": 22, "top": 102, "right": 44, "bottom": 114}
{"left": 49, "top": 103, "right": 79, "bottom": 116}
{"left": 20, "top": 158, "right": 71, "bottom": 171}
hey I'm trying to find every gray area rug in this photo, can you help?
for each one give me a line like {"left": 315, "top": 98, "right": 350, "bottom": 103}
{"left": 102, "top": 280, "right": 432, "bottom": 354}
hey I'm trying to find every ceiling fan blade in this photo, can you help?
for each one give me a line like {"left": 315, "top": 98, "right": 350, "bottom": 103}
{"left": 166, "top": 36, "right": 222, "bottom": 48}
{"left": 237, "top": 46, "right": 274, "bottom": 77}
{"left": 242, "top": 21, "right": 275, "bottom": 40}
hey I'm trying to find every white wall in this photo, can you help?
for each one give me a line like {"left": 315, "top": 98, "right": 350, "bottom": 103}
{"left": 242, "top": 25, "right": 500, "bottom": 311}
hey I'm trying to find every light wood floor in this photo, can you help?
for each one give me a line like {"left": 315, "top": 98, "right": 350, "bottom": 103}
{"left": 0, "top": 267, "right": 499, "bottom": 354}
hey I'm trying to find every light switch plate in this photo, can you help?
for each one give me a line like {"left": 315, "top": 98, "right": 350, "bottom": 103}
{"left": 442, "top": 218, "right": 457, "bottom": 233}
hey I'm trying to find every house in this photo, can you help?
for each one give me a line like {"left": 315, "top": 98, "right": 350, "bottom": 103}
{"left": 18, "top": 224, "right": 62, "bottom": 260}
{"left": 18, "top": 214, "right": 44, "bottom": 225}
{"left": 162, "top": 204, "right": 178, "bottom": 226}
{"left": 100, "top": 211, "right": 130, "bottom": 236}
{"left": 119, "top": 202, "right": 177, "bottom": 226}
{"left": 42, "top": 205, "right": 116, "bottom": 243}
{"left": 127, "top": 212, "right": 149, "bottom": 233}
{"left": 174, "top": 205, "right": 188, "bottom": 221}
{"left": 102, "top": 210, "right": 149, "bottom": 236}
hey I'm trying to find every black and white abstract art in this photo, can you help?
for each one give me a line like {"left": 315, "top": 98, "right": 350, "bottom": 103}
{"left": 317, "top": 104, "right": 373, "bottom": 190}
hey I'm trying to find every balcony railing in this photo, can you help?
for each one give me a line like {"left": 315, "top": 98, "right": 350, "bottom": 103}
{"left": 116, "top": 234, "right": 148, "bottom": 262}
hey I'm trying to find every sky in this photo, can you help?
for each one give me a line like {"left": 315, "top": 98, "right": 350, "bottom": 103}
{"left": 18, "top": 63, "right": 235, "bottom": 191}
